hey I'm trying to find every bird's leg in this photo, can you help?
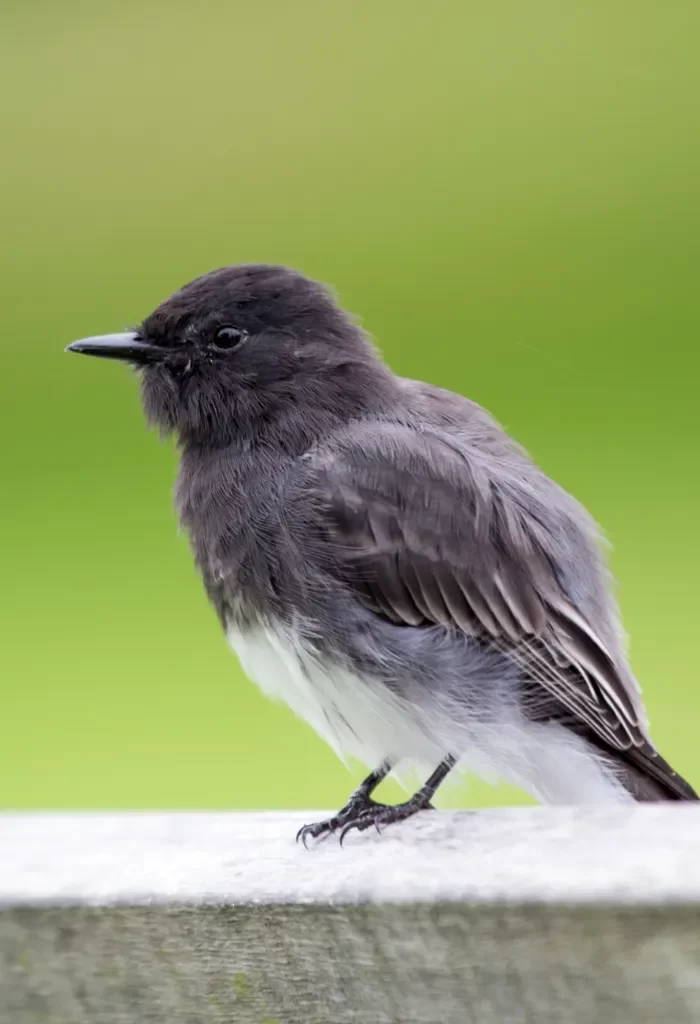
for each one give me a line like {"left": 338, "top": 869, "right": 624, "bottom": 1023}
{"left": 296, "top": 759, "right": 393, "bottom": 845}
{"left": 338, "top": 754, "right": 457, "bottom": 845}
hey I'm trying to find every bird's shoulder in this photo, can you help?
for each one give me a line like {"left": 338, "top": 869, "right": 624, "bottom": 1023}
{"left": 297, "top": 376, "right": 577, "bottom": 545}
{"left": 396, "top": 376, "right": 528, "bottom": 457}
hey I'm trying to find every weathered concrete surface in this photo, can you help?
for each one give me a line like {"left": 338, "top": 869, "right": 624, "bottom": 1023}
{"left": 1, "top": 808, "right": 700, "bottom": 1023}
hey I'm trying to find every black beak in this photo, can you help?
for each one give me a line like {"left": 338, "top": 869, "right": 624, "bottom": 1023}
{"left": 65, "top": 331, "right": 165, "bottom": 365}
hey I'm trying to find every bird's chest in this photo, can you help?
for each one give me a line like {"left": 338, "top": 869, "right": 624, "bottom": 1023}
{"left": 176, "top": 455, "right": 285, "bottom": 615}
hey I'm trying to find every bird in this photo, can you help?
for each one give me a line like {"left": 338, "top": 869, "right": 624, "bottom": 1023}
{"left": 66, "top": 263, "right": 697, "bottom": 843}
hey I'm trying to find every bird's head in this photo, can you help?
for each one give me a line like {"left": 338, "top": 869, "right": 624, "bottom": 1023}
{"left": 67, "top": 265, "right": 390, "bottom": 448}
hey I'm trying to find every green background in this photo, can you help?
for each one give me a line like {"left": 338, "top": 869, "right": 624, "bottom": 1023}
{"left": 1, "top": 2, "right": 698, "bottom": 810}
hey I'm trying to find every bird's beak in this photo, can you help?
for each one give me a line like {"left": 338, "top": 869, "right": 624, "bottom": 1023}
{"left": 65, "top": 331, "right": 165, "bottom": 365}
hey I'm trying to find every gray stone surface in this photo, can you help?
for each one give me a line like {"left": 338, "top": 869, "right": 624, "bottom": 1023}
{"left": 1, "top": 808, "right": 700, "bottom": 1022}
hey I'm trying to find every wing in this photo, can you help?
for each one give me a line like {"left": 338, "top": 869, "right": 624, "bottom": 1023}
{"left": 304, "top": 422, "right": 685, "bottom": 790}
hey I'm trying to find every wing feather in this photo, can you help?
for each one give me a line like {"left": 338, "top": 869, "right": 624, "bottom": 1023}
{"left": 307, "top": 423, "right": 653, "bottom": 761}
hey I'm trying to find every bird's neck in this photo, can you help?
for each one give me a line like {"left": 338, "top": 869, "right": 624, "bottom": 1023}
{"left": 178, "top": 355, "right": 397, "bottom": 457}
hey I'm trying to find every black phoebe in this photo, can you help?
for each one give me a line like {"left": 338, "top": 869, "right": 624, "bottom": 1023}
{"left": 66, "top": 264, "right": 697, "bottom": 843}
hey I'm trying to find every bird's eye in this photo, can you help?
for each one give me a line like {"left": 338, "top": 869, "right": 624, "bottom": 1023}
{"left": 212, "top": 326, "right": 246, "bottom": 350}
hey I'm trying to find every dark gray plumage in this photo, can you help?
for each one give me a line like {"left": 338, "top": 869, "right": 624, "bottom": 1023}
{"left": 66, "top": 264, "right": 697, "bottom": 841}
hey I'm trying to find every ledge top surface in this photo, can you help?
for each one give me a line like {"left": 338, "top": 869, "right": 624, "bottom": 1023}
{"left": 2, "top": 807, "right": 700, "bottom": 908}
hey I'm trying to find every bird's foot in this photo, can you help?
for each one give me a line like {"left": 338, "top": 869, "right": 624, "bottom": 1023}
{"left": 297, "top": 791, "right": 434, "bottom": 847}
{"left": 337, "top": 792, "right": 434, "bottom": 845}
{"left": 296, "top": 789, "right": 388, "bottom": 847}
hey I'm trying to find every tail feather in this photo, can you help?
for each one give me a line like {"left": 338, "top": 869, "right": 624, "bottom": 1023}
{"left": 522, "top": 682, "right": 697, "bottom": 801}
{"left": 617, "top": 744, "right": 698, "bottom": 802}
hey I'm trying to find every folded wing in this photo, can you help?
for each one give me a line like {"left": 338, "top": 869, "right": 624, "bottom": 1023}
{"left": 306, "top": 424, "right": 694, "bottom": 800}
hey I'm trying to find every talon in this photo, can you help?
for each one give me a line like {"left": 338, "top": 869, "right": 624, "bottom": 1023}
{"left": 339, "top": 821, "right": 359, "bottom": 846}
{"left": 296, "top": 813, "right": 348, "bottom": 848}
{"left": 297, "top": 822, "right": 328, "bottom": 848}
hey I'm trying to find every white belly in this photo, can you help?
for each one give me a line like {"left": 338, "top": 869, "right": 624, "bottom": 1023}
{"left": 226, "top": 619, "right": 443, "bottom": 769}
{"left": 226, "top": 618, "right": 633, "bottom": 804}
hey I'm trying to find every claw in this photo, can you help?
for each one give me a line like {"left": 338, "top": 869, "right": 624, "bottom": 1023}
{"left": 339, "top": 812, "right": 376, "bottom": 845}
{"left": 296, "top": 796, "right": 384, "bottom": 848}
{"left": 296, "top": 814, "right": 343, "bottom": 848}
{"left": 297, "top": 822, "right": 329, "bottom": 847}
{"left": 339, "top": 819, "right": 361, "bottom": 846}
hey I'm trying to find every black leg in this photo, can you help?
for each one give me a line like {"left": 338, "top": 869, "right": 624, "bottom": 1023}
{"left": 296, "top": 759, "right": 393, "bottom": 846}
{"left": 338, "top": 754, "right": 457, "bottom": 845}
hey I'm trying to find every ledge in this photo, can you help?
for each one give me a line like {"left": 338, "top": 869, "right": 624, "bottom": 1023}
{"left": 2, "top": 808, "right": 700, "bottom": 1022}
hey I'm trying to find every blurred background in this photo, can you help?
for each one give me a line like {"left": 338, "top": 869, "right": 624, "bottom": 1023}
{"left": 1, "top": 1, "right": 698, "bottom": 810}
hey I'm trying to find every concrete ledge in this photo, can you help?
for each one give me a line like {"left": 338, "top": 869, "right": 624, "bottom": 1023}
{"left": 2, "top": 808, "right": 700, "bottom": 1022}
